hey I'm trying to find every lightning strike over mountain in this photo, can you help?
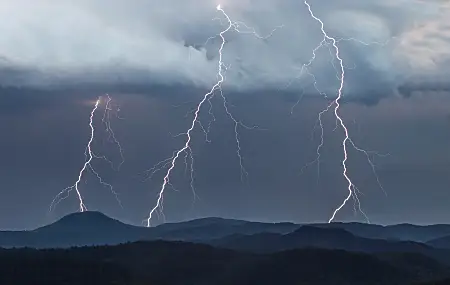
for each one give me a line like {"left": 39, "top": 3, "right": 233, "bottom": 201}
{"left": 303, "top": 1, "right": 388, "bottom": 223}
{"left": 145, "top": 4, "right": 281, "bottom": 227}
{"left": 50, "top": 95, "right": 124, "bottom": 212}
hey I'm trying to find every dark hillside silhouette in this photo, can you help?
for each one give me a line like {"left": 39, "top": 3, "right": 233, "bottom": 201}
{"left": 0, "top": 241, "right": 449, "bottom": 285}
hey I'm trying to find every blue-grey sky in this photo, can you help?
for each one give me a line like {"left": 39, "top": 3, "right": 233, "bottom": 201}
{"left": 0, "top": 0, "right": 449, "bottom": 94}
{"left": 0, "top": 0, "right": 449, "bottom": 229}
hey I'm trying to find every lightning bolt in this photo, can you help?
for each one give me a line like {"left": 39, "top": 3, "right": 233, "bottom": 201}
{"left": 145, "top": 4, "right": 281, "bottom": 227}
{"left": 102, "top": 94, "right": 125, "bottom": 171}
{"left": 302, "top": 1, "right": 389, "bottom": 223}
{"left": 50, "top": 95, "right": 124, "bottom": 212}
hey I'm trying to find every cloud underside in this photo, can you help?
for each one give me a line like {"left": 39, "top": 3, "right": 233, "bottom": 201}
{"left": 0, "top": 0, "right": 448, "bottom": 101}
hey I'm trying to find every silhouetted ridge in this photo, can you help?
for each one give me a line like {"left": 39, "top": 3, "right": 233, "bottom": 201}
{"left": 37, "top": 211, "right": 124, "bottom": 230}
{"left": 0, "top": 211, "right": 149, "bottom": 248}
{"left": 209, "top": 226, "right": 358, "bottom": 253}
{"left": 3, "top": 213, "right": 450, "bottom": 254}
{"left": 152, "top": 217, "right": 247, "bottom": 233}
{"left": 313, "top": 222, "right": 450, "bottom": 242}
{"left": 210, "top": 225, "right": 450, "bottom": 265}
{"left": 150, "top": 217, "right": 298, "bottom": 241}
{"left": 427, "top": 235, "right": 450, "bottom": 249}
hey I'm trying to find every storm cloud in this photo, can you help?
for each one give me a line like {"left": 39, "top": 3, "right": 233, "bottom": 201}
{"left": 1, "top": 0, "right": 450, "bottom": 229}
{"left": 0, "top": 0, "right": 449, "bottom": 101}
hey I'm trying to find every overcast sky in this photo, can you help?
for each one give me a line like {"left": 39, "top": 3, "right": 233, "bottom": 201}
{"left": 0, "top": 0, "right": 449, "bottom": 229}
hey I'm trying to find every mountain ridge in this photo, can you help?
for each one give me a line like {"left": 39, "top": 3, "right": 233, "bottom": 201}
{"left": 2, "top": 211, "right": 450, "bottom": 250}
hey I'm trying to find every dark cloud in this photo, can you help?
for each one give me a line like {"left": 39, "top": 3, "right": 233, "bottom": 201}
{"left": 0, "top": 0, "right": 448, "bottom": 103}
{"left": 397, "top": 80, "right": 450, "bottom": 97}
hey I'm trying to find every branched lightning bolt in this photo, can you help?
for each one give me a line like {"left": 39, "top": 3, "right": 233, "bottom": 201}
{"left": 50, "top": 95, "right": 124, "bottom": 212}
{"left": 144, "top": 4, "right": 280, "bottom": 227}
{"left": 303, "top": 1, "right": 390, "bottom": 223}
{"left": 102, "top": 94, "right": 125, "bottom": 171}
{"left": 50, "top": 99, "right": 100, "bottom": 212}
{"left": 218, "top": 88, "right": 264, "bottom": 181}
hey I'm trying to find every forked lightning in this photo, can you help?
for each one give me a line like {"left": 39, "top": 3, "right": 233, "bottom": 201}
{"left": 303, "top": 1, "right": 388, "bottom": 223}
{"left": 144, "top": 4, "right": 281, "bottom": 226}
{"left": 50, "top": 95, "right": 124, "bottom": 212}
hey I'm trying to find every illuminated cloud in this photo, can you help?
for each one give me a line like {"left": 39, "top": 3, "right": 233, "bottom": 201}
{"left": 0, "top": 0, "right": 447, "bottom": 100}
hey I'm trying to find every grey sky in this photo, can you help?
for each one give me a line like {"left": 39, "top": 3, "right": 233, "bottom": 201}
{"left": 0, "top": 89, "right": 449, "bottom": 229}
{"left": 0, "top": 0, "right": 449, "bottom": 229}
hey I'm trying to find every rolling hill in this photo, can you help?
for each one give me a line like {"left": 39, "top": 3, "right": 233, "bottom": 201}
{"left": 2, "top": 211, "right": 450, "bottom": 252}
{"left": 210, "top": 226, "right": 433, "bottom": 253}
{"left": 314, "top": 222, "right": 450, "bottom": 242}
{"left": 209, "top": 226, "right": 450, "bottom": 266}
{"left": 427, "top": 235, "right": 450, "bottom": 249}
{"left": 0, "top": 211, "right": 149, "bottom": 248}
{"left": 0, "top": 212, "right": 298, "bottom": 248}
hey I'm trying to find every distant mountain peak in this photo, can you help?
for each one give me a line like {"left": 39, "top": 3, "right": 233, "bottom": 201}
{"left": 34, "top": 211, "right": 137, "bottom": 234}
{"left": 58, "top": 211, "right": 114, "bottom": 222}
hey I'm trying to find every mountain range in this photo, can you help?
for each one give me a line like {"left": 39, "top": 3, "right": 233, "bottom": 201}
{"left": 3, "top": 211, "right": 450, "bottom": 284}
{"left": 3, "top": 211, "right": 450, "bottom": 249}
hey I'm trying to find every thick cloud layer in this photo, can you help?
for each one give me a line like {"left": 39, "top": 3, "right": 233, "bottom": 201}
{"left": 0, "top": 0, "right": 448, "bottom": 99}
